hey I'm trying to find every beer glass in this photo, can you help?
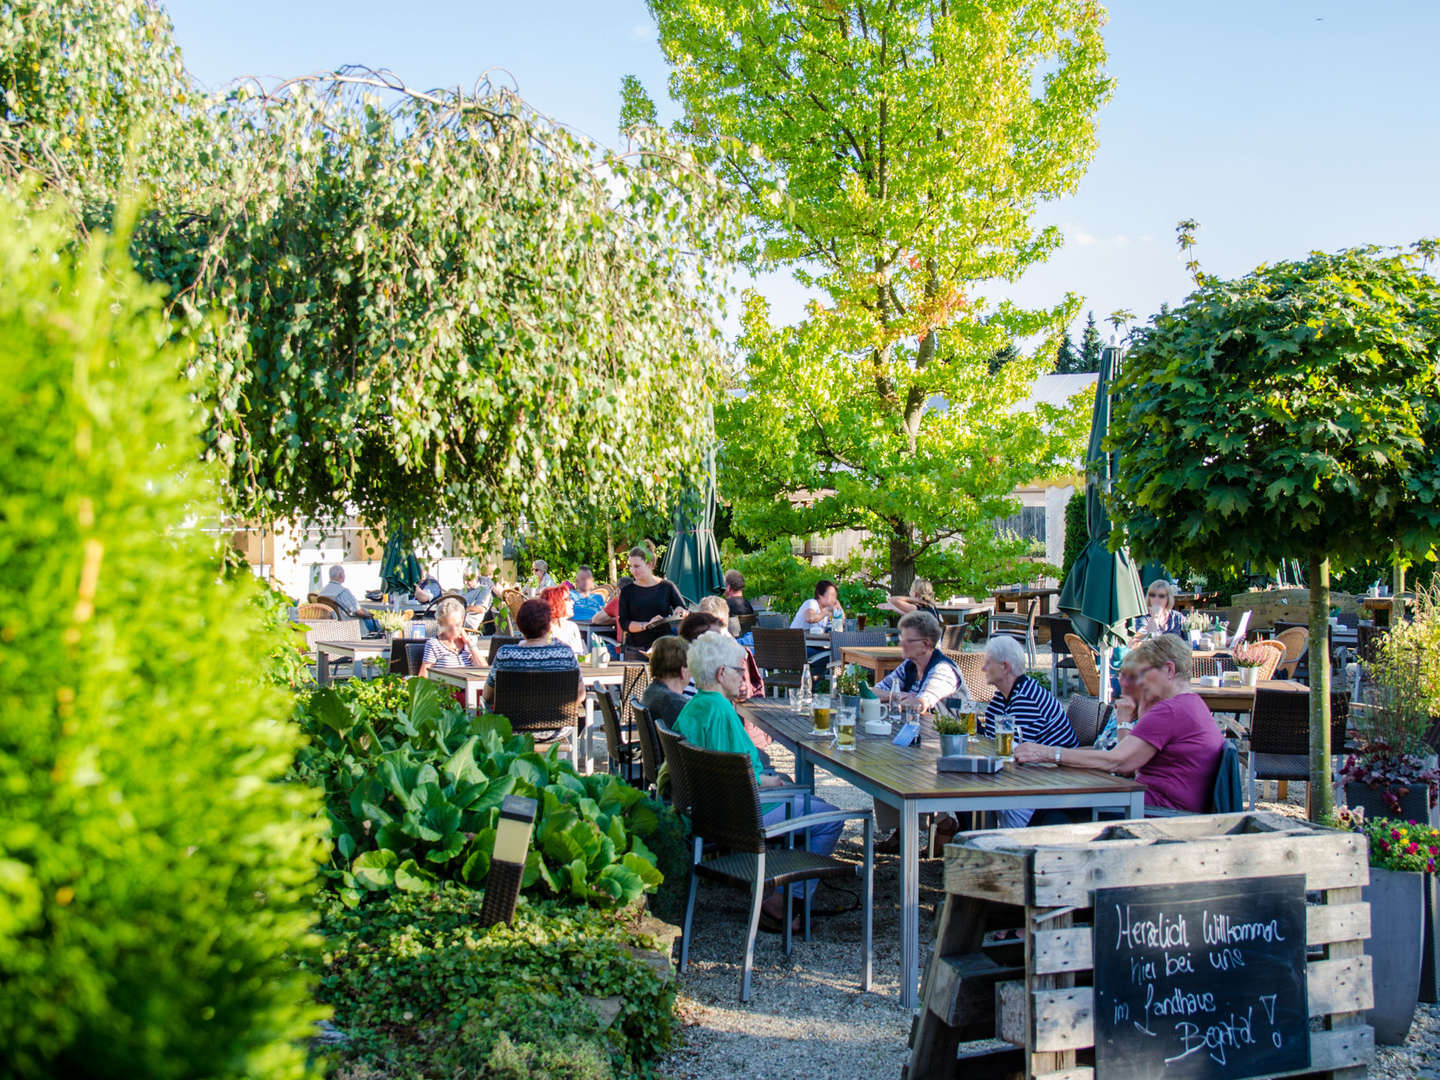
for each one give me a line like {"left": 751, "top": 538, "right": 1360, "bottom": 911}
{"left": 835, "top": 705, "right": 857, "bottom": 750}
{"left": 811, "top": 693, "right": 833, "bottom": 734}
{"left": 995, "top": 714, "right": 1017, "bottom": 760}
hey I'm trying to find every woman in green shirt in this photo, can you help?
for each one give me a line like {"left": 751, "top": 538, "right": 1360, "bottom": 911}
{"left": 675, "top": 632, "right": 843, "bottom": 930}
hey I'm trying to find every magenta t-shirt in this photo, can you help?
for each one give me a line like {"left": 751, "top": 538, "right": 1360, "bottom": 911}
{"left": 1130, "top": 693, "right": 1224, "bottom": 811}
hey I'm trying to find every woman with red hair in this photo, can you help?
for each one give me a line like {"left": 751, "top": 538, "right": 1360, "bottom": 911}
{"left": 541, "top": 584, "right": 585, "bottom": 657}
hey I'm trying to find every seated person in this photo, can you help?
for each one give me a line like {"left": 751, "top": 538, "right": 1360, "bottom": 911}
{"left": 529, "top": 558, "right": 557, "bottom": 591}
{"left": 461, "top": 569, "right": 494, "bottom": 631}
{"left": 675, "top": 632, "right": 842, "bottom": 931}
{"left": 723, "top": 569, "right": 755, "bottom": 618}
{"left": 417, "top": 597, "right": 481, "bottom": 677}
{"left": 685, "top": 605, "right": 771, "bottom": 754}
{"left": 1015, "top": 635, "right": 1223, "bottom": 814}
{"left": 570, "top": 565, "right": 606, "bottom": 622}
{"left": 482, "top": 599, "right": 584, "bottom": 710}
{"left": 414, "top": 564, "right": 444, "bottom": 605}
{"left": 639, "top": 635, "right": 690, "bottom": 728}
{"left": 319, "top": 565, "right": 379, "bottom": 633}
{"left": 790, "top": 578, "right": 844, "bottom": 636}
{"left": 885, "top": 577, "right": 941, "bottom": 622}
{"left": 541, "top": 584, "right": 586, "bottom": 656}
{"left": 981, "top": 635, "right": 1078, "bottom": 827}
{"left": 1130, "top": 579, "right": 1187, "bottom": 643}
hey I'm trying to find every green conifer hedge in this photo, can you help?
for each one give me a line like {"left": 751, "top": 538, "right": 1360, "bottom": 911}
{"left": 0, "top": 192, "right": 326, "bottom": 1079}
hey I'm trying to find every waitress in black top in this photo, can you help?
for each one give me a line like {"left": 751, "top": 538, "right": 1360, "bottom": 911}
{"left": 617, "top": 543, "right": 687, "bottom": 651}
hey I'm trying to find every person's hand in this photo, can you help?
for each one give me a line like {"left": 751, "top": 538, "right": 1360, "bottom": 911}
{"left": 1013, "top": 741, "right": 1047, "bottom": 764}
{"left": 759, "top": 772, "right": 785, "bottom": 788}
{"left": 1113, "top": 696, "right": 1137, "bottom": 727}
{"left": 647, "top": 614, "right": 664, "bottom": 628}
{"left": 671, "top": 606, "right": 687, "bottom": 618}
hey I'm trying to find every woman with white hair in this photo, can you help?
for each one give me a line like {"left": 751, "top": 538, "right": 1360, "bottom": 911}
{"left": 674, "top": 631, "right": 842, "bottom": 933}
{"left": 981, "top": 635, "right": 1078, "bottom": 828}
{"left": 416, "top": 596, "right": 480, "bottom": 677}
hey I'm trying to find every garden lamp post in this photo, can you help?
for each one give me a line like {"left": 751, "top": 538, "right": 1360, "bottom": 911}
{"left": 478, "top": 794, "right": 538, "bottom": 928}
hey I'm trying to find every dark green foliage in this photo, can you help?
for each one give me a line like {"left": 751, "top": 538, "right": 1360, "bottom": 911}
{"left": 0, "top": 194, "right": 324, "bottom": 1078}
{"left": 293, "top": 678, "right": 684, "bottom": 910}
{"left": 1053, "top": 330, "right": 1079, "bottom": 374}
{"left": 1078, "top": 311, "right": 1103, "bottom": 373}
{"left": 718, "top": 540, "right": 886, "bottom": 618}
{"left": 314, "top": 887, "right": 676, "bottom": 1079}
{"left": 1060, "top": 491, "right": 1088, "bottom": 584}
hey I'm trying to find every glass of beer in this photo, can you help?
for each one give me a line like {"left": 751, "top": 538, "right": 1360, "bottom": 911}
{"left": 835, "top": 706, "right": 857, "bottom": 750}
{"left": 959, "top": 704, "right": 977, "bottom": 736}
{"left": 811, "top": 693, "right": 833, "bottom": 734}
{"left": 995, "top": 714, "right": 1016, "bottom": 760}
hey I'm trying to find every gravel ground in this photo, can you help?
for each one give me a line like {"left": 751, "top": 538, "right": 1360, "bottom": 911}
{"left": 657, "top": 744, "right": 1440, "bottom": 1079}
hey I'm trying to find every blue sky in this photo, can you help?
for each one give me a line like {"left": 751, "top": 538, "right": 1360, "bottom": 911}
{"left": 164, "top": 0, "right": 1440, "bottom": 347}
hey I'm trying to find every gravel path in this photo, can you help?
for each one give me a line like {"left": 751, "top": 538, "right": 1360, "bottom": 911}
{"left": 658, "top": 748, "right": 1440, "bottom": 1079}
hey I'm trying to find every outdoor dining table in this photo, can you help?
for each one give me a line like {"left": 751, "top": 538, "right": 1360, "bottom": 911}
{"left": 990, "top": 586, "right": 1059, "bottom": 615}
{"left": 932, "top": 603, "right": 989, "bottom": 627}
{"left": 313, "top": 637, "right": 404, "bottom": 687}
{"left": 740, "top": 701, "right": 1145, "bottom": 1010}
{"left": 1190, "top": 677, "right": 1307, "bottom": 716}
{"left": 839, "top": 644, "right": 907, "bottom": 681}
{"left": 425, "top": 661, "right": 630, "bottom": 774}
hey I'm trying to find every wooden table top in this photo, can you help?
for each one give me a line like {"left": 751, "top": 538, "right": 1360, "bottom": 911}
{"left": 1190, "top": 678, "right": 1307, "bottom": 712}
{"left": 742, "top": 702, "right": 1144, "bottom": 802}
{"left": 840, "top": 645, "right": 907, "bottom": 679}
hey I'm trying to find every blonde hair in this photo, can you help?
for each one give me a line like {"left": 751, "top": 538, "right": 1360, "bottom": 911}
{"left": 911, "top": 578, "right": 935, "bottom": 603}
{"left": 1127, "top": 634, "right": 1193, "bottom": 680}
{"left": 436, "top": 596, "right": 466, "bottom": 625}
{"left": 1145, "top": 579, "right": 1175, "bottom": 610}
{"left": 697, "top": 595, "right": 729, "bottom": 619}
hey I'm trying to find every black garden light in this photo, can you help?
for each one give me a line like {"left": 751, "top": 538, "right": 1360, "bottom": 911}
{"left": 478, "top": 794, "right": 538, "bottom": 928}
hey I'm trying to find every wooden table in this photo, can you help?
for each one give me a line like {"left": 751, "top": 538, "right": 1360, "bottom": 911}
{"left": 1172, "top": 591, "right": 1220, "bottom": 610}
{"left": 933, "top": 603, "right": 989, "bottom": 628}
{"left": 742, "top": 701, "right": 1145, "bottom": 1009}
{"left": 314, "top": 637, "right": 405, "bottom": 686}
{"left": 990, "top": 587, "right": 1060, "bottom": 615}
{"left": 426, "top": 661, "right": 630, "bottom": 774}
{"left": 840, "top": 645, "right": 907, "bottom": 681}
{"left": 1362, "top": 596, "right": 1410, "bottom": 626}
{"left": 1190, "top": 677, "right": 1307, "bottom": 715}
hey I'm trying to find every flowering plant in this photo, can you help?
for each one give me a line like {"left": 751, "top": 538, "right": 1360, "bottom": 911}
{"left": 1338, "top": 738, "right": 1440, "bottom": 811}
{"left": 1328, "top": 806, "right": 1440, "bottom": 873}
{"left": 372, "top": 610, "right": 409, "bottom": 634}
{"left": 1231, "top": 639, "right": 1268, "bottom": 668}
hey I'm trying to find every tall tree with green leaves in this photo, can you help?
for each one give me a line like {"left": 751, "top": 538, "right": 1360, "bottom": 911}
{"left": 1078, "top": 310, "right": 1103, "bottom": 372}
{"left": 1054, "top": 329, "right": 1079, "bottom": 374}
{"left": 1108, "top": 241, "right": 1440, "bottom": 821}
{"left": 648, "top": 0, "right": 1111, "bottom": 592}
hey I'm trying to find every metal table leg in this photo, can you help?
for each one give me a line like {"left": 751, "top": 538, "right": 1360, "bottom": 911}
{"left": 900, "top": 798, "right": 921, "bottom": 1010}
{"left": 317, "top": 649, "right": 332, "bottom": 687}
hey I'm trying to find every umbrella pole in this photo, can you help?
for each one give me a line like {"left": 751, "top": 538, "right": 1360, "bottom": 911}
{"left": 1098, "top": 646, "right": 1112, "bottom": 705}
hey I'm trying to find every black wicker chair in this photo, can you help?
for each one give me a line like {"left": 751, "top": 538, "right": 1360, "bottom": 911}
{"left": 1065, "top": 694, "right": 1111, "bottom": 747}
{"left": 595, "top": 689, "right": 641, "bottom": 784}
{"left": 1042, "top": 615, "right": 1077, "bottom": 693}
{"left": 388, "top": 638, "right": 427, "bottom": 677}
{"left": 632, "top": 702, "right": 665, "bottom": 792}
{"left": 490, "top": 667, "right": 586, "bottom": 766}
{"left": 755, "top": 612, "right": 789, "bottom": 629}
{"left": 673, "top": 739, "right": 874, "bottom": 1002}
{"left": 653, "top": 722, "right": 693, "bottom": 816}
{"left": 1247, "top": 688, "right": 1349, "bottom": 809}
{"left": 750, "top": 628, "right": 809, "bottom": 695}
{"left": 828, "top": 629, "right": 887, "bottom": 669}
{"left": 736, "top": 612, "right": 759, "bottom": 637}
{"left": 486, "top": 635, "right": 520, "bottom": 666}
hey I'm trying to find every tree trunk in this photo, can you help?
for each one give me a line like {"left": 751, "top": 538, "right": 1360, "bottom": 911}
{"left": 1309, "top": 552, "right": 1334, "bottom": 822}
{"left": 1394, "top": 541, "right": 1406, "bottom": 599}
{"left": 890, "top": 529, "right": 915, "bottom": 597}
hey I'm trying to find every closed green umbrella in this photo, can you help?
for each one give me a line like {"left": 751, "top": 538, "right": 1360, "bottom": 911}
{"left": 659, "top": 444, "right": 725, "bottom": 606}
{"left": 1059, "top": 347, "right": 1147, "bottom": 698}
{"left": 1139, "top": 560, "right": 1169, "bottom": 589}
{"left": 380, "top": 526, "right": 422, "bottom": 599}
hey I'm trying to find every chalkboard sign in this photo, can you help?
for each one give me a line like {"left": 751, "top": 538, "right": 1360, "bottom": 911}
{"left": 1093, "top": 874, "right": 1310, "bottom": 1080}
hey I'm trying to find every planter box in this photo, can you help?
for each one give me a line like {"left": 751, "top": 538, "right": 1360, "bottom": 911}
{"left": 1363, "top": 866, "right": 1425, "bottom": 1043}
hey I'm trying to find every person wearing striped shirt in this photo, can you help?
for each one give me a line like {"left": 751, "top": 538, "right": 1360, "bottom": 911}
{"left": 982, "top": 635, "right": 1078, "bottom": 828}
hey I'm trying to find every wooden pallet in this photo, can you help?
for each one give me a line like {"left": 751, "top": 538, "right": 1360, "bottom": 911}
{"left": 904, "top": 812, "right": 1374, "bottom": 1080}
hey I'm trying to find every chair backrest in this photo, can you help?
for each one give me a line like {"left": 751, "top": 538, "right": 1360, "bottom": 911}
{"left": 307, "top": 592, "right": 322, "bottom": 603}
{"left": 439, "top": 591, "right": 469, "bottom": 607}
{"left": 594, "top": 690, "right": 633, "bottom": 771}
{"left": 621, "top": 662, "right": 651, "bottom": 715}
{"left": 489, "top": 667, "right": 584, "bottom": 735}
{"left": 755, "top": 612, "right": 789, "bottom": 629}
{"left": 1335, "top": 612, "right": 1360, "bottom": 629}
{"left": 296, "top": 603, "right": 337, "bottom": 620}
{"left": 653, "top": 722, "right": 693, "bottom": 815}
{"left": 1066, "top": 634, "right": 1102, "bottom": 697}
{"left": 503, "top": 588, "right": 525, "bottom": 618}
{"left": 672, "top": 740, "right": 765, "bottom": 852}
{"left": 941, "top": 623, "right": 966, "bottom": 651}
{"left": 829, "top": 629, "right": 887, "bottom": 667}
{"left": 1249, "top": 639, "right": 1285, "bottom": 681}
{"left": 633, "top": 702, "right": 664, "bottom": 788}
{"left": 945, "top": 649, "right": 996, "bottom": 703}
{"left": 1250, "top": 688, "right": 1348, "bottom": 757}
{"left": 751, "top": 627, "right": 808, "bottom": 673}
{"left": 1066, "top": 695, "right": 1110, "bottom": 746}
{"left": 736, "top": 612, "right": 759, "bottom": 636}
{"left": 1193, "top": 656, "right": 1221, "bottom": 679}
{"left": 313, "top": 618, "right": 363, "bottom": 643}
{"left": 487, "top": 635, "right": 520, "bottom": 665}
{"left": 1273, "top": 627, "right": 1309, "bottom": 678}
{"left": 1043, "top": 617, "right": 1074, "bottom": 657}
{"left": 387, "top": 638, "right": 427, "bottom": 677}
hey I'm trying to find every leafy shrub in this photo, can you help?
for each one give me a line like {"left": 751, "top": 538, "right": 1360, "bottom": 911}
{"left": 0, "top": 194, "right": 325, "bottom": 1077}
{"left": 1060, "top": 490, "right": 1087, "bottom": 584}
{"left": 315, "top": 887, "right": 676, "bottom": 1079}
{"left": 719, "top": 538, "right": 884, "bottom": 618}
{"left": 294, "top": 677, "right": 686, "bottom": 909}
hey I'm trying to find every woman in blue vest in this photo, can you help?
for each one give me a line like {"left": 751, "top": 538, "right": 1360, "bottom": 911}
{"left": 873, "top": 611, "right": 969, "bottom": 850}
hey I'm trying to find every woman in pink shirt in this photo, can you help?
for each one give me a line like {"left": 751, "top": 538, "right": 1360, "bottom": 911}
{"left": 1014, "top": 635, "right": 1223, "bottom": 812}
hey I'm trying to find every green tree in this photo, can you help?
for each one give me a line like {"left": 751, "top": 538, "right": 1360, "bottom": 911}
{"left": 619, "top": 73, "right": 659, "bottom": 135}
{"left": 0, "top": 191, "right": 324, "bottom": 1077}
{"left": 1078, "top": 310, "right": 1103, "bottom": 372}
{"left": 1054, "top": 330, "right": 1079, "bottom": 374}
{"left": 650, "top": 0, "right": 1110, "bottom": 593}
{"left": 1107, "top": 242, "right": 1440, "bottom": 821}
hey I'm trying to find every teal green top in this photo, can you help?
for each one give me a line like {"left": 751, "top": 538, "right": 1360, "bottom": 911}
{"left": 675, "top": 690, "right": 764, "bottom": 782}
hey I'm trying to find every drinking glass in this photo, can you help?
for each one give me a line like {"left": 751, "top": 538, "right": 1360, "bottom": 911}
{"left": 835, "top": 706, "right": 857, "bottom": 750}
{"left": 786, "top": 688, "right": 801, "bottom": 713}
{"left": 995, "top": 714, "right": 1017, "bottom": 760}
{"left": 811, "top": 693, "right": 833, "bottom": 734}
{"left": 959, "top": 704, "right": 977, "bottom": 737}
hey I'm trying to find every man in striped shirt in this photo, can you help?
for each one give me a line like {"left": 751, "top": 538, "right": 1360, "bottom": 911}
{"left": 982, "top": 635, "right": 1078, "bottom": 828}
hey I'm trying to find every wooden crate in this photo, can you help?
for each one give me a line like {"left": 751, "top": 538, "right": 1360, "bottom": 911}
{"left": 904, "top": 812, "right": 1373, "bottom": 1080}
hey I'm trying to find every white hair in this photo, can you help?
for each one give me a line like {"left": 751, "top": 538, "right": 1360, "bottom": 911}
{"left": 984, "top": 635, "right": 1028, "bottom": 677}
{"left": 687, "top": 631, "right": 746, "bottom": 689}
{"left": 436, "top": 596, "right": 465, "bottom": 625}
{"left": 328, "top": 565, "right": 345, "bottom": 582}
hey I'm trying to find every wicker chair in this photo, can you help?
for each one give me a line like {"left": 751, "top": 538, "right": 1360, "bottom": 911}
{"left": 503, "top": 588, "right": 525, "bottom": 620}
{"left": 653, "top": 722, "right": 693, "bottom": 815}
{"left": 1065, "top": 633, "right": 1102, "bottom": 697}
{"left": 736, "top": 612, "right": 759, "bottom": 637}
{"left": 489, "top": 668, "right": 586, "bottom": 766}
{"left": 829, "top": 629, "right": 887, "bottom": 669}
{"left": 621, "top": 662, "right": 651, "bottom": 719}
{"left": 751, "top": 628, "right": 809, "bottom": 694}
{"left": 296, "top": 602, "right": 338, "bottom": 620}
{"left": 940, "top": 623, "right": 966, "bottom": 651}
{"left": 987, "top": 601, "right": 1039, "bottom": 668}
{"left": 674, "top": 739, "right": 874, "bottom": 1002}
{"left": 1247, "top": 688, "right": 1349, "bottom": 809}
{"left": 1066, "top": 695, "right": 1111, "bottom": 747}
{"left": 1192, "top": 656, "right": 1223, "bottom": 679}
{"left": 1273, "top": 627, "right": 1310, "bottom": 680}
{"left": 388, "top": 638, "right": 427, "bottom": 677}
{"left": 1042, "top": 616, "right": 1077, "bottom": 693}
{"left": 755, "top": 612, "right": 789, "bottom": 629}
{"left": 1248, "top": 639, "right": 1285, "bottom": 681}
{"left": 487, "top": 635, "right": 520, "bottom": 666}
{"left": 945, "top": 649, "right": 997, "bottom": 704}
{"left": 595, "top": 690, "right": 642, "bottom": 784}
{"left": 632, "top": 703, "right": 665, "bottom": 792}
